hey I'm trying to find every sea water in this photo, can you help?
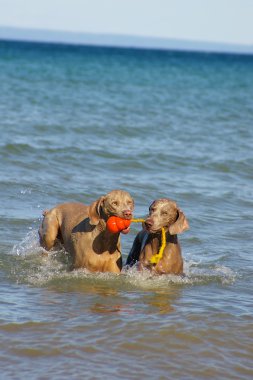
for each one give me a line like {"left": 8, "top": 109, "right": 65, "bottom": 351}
{"left": 0, "top": 40, "right": 253, "bottom": 379}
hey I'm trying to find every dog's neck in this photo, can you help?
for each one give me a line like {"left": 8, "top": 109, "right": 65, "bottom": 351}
{"left": 148, "top": 231, "right": 178, "bottom": 250}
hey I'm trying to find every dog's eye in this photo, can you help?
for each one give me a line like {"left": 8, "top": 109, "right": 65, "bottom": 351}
{"left": 112, "top": 201, "right": 118, "bottom": 207}
{"left": 161, "top": 211, "right": 168, "bottom": 216}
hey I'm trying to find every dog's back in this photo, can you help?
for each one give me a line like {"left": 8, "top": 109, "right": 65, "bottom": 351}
{"left": 39, "top": 202, "right": 89, "bottom": 251}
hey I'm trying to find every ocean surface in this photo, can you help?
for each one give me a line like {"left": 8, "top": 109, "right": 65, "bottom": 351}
{"left": 0, "top": 39, "right": 253, "bottom": 379}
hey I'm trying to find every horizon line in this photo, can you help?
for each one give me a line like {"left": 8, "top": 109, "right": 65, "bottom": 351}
{"left": 0, "top": 25, "right": 253, "bottom": 56}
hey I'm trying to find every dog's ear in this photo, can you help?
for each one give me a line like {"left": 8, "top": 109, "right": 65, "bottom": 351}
{"left": 169, "top": 209, "right": 189, "bottom": 235}
{"left": 88, "top": 196, "right": 105, "bottom": 225}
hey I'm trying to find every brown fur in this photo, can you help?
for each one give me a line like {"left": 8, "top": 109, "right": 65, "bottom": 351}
{"left": 39, "top": 190, "right": 134, "bottom": 273}
{"left": 126, "top": 198, "right": 189, "bottom": 275}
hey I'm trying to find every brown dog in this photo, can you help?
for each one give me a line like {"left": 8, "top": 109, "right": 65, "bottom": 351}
{"left": 39, "top": 190, "right": 134, "bottom": 273}
{"left": 126, "top": 198, "right": 189, "bottom": 275}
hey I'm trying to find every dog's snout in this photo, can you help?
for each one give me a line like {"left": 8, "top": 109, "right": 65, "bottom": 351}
{"left": 145, "top": 219, "right": 153, "bottom": 230}
{"left": 123, "top": 210, "right": 132, "bottom": 219}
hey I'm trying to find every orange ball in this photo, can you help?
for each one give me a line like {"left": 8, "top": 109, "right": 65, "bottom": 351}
{"left": 106, "top": 216, "right": 131, "bottom": 233}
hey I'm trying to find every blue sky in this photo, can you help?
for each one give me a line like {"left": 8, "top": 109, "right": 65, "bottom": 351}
{"left": 0, "top": 0, "right": 252, "bottom": 46}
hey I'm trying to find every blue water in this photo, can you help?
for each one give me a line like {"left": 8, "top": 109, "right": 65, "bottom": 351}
{"left": 0, "top": 40, "right": 253, "bottom": 379}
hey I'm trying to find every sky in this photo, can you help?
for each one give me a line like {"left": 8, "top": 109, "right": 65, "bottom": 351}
{"left": 0, "top": 0, "right": 252, "bottom": 46}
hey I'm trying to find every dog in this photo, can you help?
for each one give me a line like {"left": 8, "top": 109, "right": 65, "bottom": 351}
{"left": 38, "top": 190, "right": 134, "bottom": 273}
{"left": 126, "top": 198, "right": 189, "bottom": 275}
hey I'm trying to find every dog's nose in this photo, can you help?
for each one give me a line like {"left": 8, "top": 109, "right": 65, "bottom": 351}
{"left": 123, "top": 210, "right": 132, "bottom": 219}
{"left": 145, "top": 219, "right": 153, "bottom": 229}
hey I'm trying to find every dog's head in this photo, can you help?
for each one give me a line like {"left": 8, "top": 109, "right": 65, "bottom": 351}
{"left": 144, "top": 198, "right": 189, "bottom": 235}
{"left": 88, "top": 190, "right": 134, "bottom": 225}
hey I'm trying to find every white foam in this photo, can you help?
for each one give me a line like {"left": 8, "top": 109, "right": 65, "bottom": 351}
{"left": 10, "top": 229, "right": 236, "bottom": 287}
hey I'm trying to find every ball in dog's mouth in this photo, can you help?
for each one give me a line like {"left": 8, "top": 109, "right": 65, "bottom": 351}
{"left": 106, "top": 216, "right": 131, "bottom": 234}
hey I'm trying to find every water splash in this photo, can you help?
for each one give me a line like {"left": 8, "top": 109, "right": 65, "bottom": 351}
{"left": 20, "top": 188, "right": 32, "bottom": 195}
{"left": 9, "top": 229, "right": 236, "bottom": 287}
{"left": 11, "top": 229, "right": 43, "bottom": 256}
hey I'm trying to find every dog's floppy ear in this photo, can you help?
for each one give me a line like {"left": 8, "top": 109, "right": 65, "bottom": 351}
{"left": 88, "top": 196, "right": 105, "bottom": 225}
{"left": 169, "top": 209, "right": 189, "bottom": 235}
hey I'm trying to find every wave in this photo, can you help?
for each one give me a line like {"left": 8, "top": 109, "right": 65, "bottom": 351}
{"left": 6, "top": 229, "right": 236, "bottom": 288}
